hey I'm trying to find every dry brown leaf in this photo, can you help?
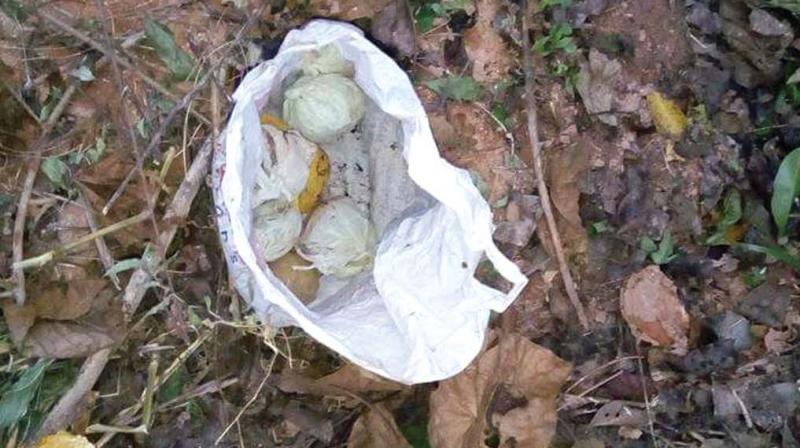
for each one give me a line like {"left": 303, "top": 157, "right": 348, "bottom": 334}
{"left": 621, "top": 266, "right": 689, "bottom": 354}
{"left": 32, "top": 279, "right": 107, "bottom": 321}
{"left": 540, "top": 143, "right": 590, "bottom": 260}
{"left": 371, "top": 0, "right": 416, "bottom": 57}
{"left": 464, "top": 0, "right": 512, "bottom": 83}
{"left": 25, "top": 286, "right": 123, "bottom": 359}
{"left": 319, "top": 363, "right": 406, "bottom": 393}
{"left": 576, "top": 49, "right": 622, "bottom": 126}
{"left": 441, "top": 103, "right": 514, "bottom": 204}
{"left": 308, "top": 0, "right": 393, "bottom": 20}
{"left": 25, "top": 320, "right": 118, "bottom": 358}
{"left": 764, "top": 328, "right": 793, "bottom": 354}
{"left": 0, "top": 300, "right": 37, "bottom": 345}
{"left": 589, "top": 401, "right": 648, "bottom": 427}
{"left": 347, "top": 404, "right": 412, "bottom": 448}
{"left": 429, "top": 333, "right": 572, "bottom": 448}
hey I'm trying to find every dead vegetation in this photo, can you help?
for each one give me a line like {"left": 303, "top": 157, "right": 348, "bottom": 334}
{"left": 1, "top": 0, "right": 800, "bottom": 447}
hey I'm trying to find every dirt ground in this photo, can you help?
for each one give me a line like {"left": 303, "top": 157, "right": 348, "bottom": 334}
{"left": 1, "top": 0, "right": 800, "bottom": 447}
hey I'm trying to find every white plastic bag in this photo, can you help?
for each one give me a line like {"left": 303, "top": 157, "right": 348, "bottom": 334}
{"left": 212, "top": 20, "right": 527, "bottom": 384}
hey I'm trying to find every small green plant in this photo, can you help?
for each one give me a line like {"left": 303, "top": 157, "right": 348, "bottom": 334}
{"left": 540, "top": 0, "right": 573, "bottom": 10}
{"left": 706, "top": 189, "right": 742, "bottom": 245}
{"left": 771, "top": 146, "right": 800, "bottom": 241}
{"left": 533, "top": 23, "right": 577, "bottom": 56}
{"left": 414, "top": 0, "right": 473, "bottom": 32}
{"left": 552, "top": 62, "right": 580, "bottom": 95}
{"left": 589, "top": 220, "right": 610, "bottom": 236}
{"left": 743, "top": 266, "right": 767, "bottom": 288}
{"left": 425, "top": 75, "right": 483, "bottom": 101}
{"left": 641, "top": 231, "right": 678, "bottom": 265}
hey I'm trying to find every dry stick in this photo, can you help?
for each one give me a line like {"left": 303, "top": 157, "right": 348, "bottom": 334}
{"left": 11, "top": 82, "right": 78, "bottom": 305}
{"left": 13, "top": 211, "right": 151, "bottom": 270}
{"left": 92, "top": 0, "right": 159, "bottom": 244}
{"left": 520, "top": 3, "right": 588, "bottom": 330}
{"left": 36, "top": 348, "right": 113, "bottom": 437}
{"left": 77, "top": 190, "right": 120, "bottom": 288}
{"left": 35, "top": 138, "right": 215, "bottom": 439}
{"left": 10, "top": 31, "right": 145, "bottom": 305}
{"left": 103, "top": 76, "right": 214, "bottom": 215}
{"left": 36, "top": 9, "right": 211, "bottom": 127}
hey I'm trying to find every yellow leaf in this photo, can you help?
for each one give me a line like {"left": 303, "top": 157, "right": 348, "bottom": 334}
{"left": 260, "top": 113, "right": 290, "bottom": 131}
{"left": 647, "top": 92, "right": 687, "bottom": 138}
{"left": 295, "top": 150, "right": 329, "bottom": 214}
{"left": 37, "top": 432, "right": 95, "bottom": 448}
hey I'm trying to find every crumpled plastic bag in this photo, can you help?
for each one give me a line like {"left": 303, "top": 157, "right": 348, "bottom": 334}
{"left": 212, "top": 19, "right": 527, "bottom": 384}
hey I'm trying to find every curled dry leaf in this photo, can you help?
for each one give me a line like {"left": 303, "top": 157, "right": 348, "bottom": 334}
{"left": 464, "top": 0, "right": 512, "bottom": 83}
{"left": 429, "top": 333, "right": 572, "bottom": 448}
{"left": 647, "top": 92, "right": 688, "bottom": 138}
{"left": 25, "top": 320, "right": 118, "bottom": 358}
{"left": 576, "top": 49, "right": 622, "bottom": 126}
{"left": 371, "top": 0, "right": 416, "bottom": 57}
{"left": 319, "top": 363, "right": 406, "bottom": 393}
{"left": 537, "top": 143, "right": 589, "bottom": 261}
{"left": 33, "top": 279, "right": 107, "bottom": 321}
{"left": 589, "top": 401, "right": 648, "bottom": 427}
{"left": 0, "top": 299, "right": 37, "bottom": 345}
{"left": 347, "top": 404, "right": 412, "bottom": 448}
{"left": 0, "top": 279, "right": 109, "bottom": 347}
{"left": 621, "top": 265, "right": 689, "bottom": 354}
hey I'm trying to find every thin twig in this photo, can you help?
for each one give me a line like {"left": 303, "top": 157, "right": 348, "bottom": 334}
{"left": 731, "top": 388, "right": 753, "bottom": 429}
{"left": 636, "top": 345, "right": 658, "bottom": 448}
{"left": 76, "top": 189, "right": 120, "bottom": 288}
{"left": 36, "top": 9, "right": 211, "bottom": 126}
{"left": 36, "top": 348, "right": 113, "bottom": 437}
{"left": 11, "top": 82, "right": 79, "bottom": 304}
{"left": 0, "top": 78, "right": 41, "bottom": 125}
{"left": 102, "top": 75, "right": 214, "bottom": 215}
{"left": 10, "top": 31, "right": 146, "bottom": 305}
{"left": 215, "top": 353, "right": 278, "bottom": 445}
{"left": 521, "top": 1, "right": 588, "bottom": 329}
{"left": 13, "top": 211, "right": 151, "bottom": 270}
{"left": 35, "top": 137, "right": 214, "bottom": 441}
{"left": 92, "top": 0, "right": 160, "bottom": 243}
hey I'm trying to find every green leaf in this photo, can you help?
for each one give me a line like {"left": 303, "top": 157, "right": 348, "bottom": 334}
{"left": 540, "top": 0, "right": 572, "bottom": 9}
{"left": 400, "top": 423, "right": 432, "bottom": 448}
{"left": 743, "top": 266, "right": 767, "bottom": 289}
{"left": 0, "top": 359, "right": 51, "bottom": 430}
{"left": 706, "top": 189, "right": 743, "bottom": 245}
{"left": 640, "top": 236, "right": 657, "bottom": 254}
{"left": 589, "top": 220, "right": 609, "bottom": 236}
{"left": 490, "top": 103, "right": 509, "bottom": 127}
{"left": 415, "top": 5, "right": 436, "bottom": 32}
{"left": 720, "top": 189, "right": 743, "bottom": 228}
{"left": 652, "top": 230, "right": 677, "bottom": 265}
{"left": 736, "top": 242, "right": 800, "bottom": 272}
{"left": 144, "top": 18, "right": 195, "bottom": 80}
{"left": 0, "top": 0, "right": 27, "bottom": 21}
{"left": 158, "top": 369, "right": 184, "bottom": 403}
{"left": 105, "top": 258, "right": 141, "bottom": 277}
{"left": 41, "top": 157, "right": 68, "bottom": 190}
{"left": 772, "top": 147, "right": 800, "bottom": 238}
{"left": 764, "top": 0, "right": 800, "bottom": 14}
{"left": 425, "top": 75, "right": 483, "bottom": 101}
